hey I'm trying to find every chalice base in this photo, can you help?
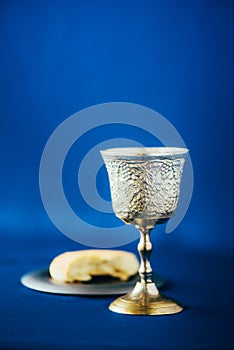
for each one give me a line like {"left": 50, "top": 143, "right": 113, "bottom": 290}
{"left": 109, "top": 282, "right": 183, "bottom": 316}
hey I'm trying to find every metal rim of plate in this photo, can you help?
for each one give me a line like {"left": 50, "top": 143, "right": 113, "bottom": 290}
{"left": 21, "top": 269, "right": 164, "bottom": 296}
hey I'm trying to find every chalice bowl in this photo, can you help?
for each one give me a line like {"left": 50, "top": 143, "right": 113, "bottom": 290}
{"left": 101, "top": 147, "right": 188, "bottom": 316}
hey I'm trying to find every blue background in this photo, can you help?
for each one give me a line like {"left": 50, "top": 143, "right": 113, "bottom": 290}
{"left": 1, "top": 1, "right": 234, "bottom": 349}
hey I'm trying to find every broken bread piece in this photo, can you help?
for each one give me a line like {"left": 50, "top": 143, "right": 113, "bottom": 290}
{"left": 49, "top": 250, "right": 139, "bottom": 282}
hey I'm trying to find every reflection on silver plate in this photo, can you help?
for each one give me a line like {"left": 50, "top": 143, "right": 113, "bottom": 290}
{"left": 21, "top": 269, "right": 164, "bottom": 295}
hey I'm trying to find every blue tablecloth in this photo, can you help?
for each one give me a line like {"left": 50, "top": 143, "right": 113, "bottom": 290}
{"left": 1, "top": 231, "right": 233, "bottom": 350}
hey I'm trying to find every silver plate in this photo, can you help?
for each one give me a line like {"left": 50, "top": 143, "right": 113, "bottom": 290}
{"left": 21, "top": 269, "right": 164, "bottom": 295}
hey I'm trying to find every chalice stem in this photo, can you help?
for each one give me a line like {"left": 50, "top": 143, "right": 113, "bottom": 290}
{"left": 137, "top": 226, "right": 154, "bottom": 285}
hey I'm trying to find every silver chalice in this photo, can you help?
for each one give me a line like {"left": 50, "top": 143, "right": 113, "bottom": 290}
{"left": 101, "top": 147, "right": 188, "bottom": 316}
